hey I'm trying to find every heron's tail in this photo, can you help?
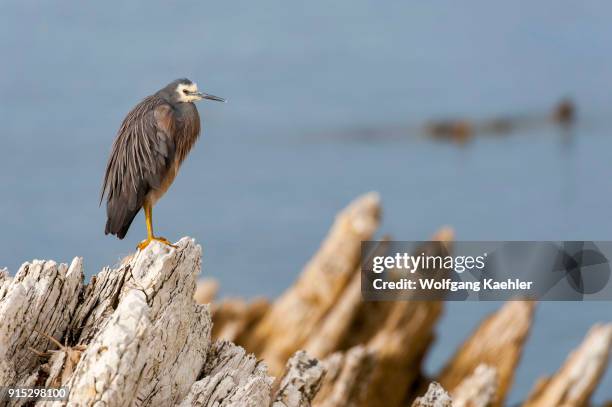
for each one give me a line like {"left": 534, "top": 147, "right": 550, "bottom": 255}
{"left": 105, "top": 199, "right": 140, "bottom": 239}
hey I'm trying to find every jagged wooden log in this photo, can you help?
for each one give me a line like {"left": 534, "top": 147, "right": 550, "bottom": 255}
{"left": 0, "top": 238, "right": 322, "bottom": 407}
{"left": 359, "top": 229, "right": 453, "bottom": 407}
{"left": 452, "top": 364, "right": 498, "bottom": 407}
{"left": 260, "top": 226, "right": 450, "bottom": 407}
{"left": 313, "top": 345, "right": 375, "bottom": 407}
{"left": 362, "top": 297, "right": 442, "bottom": 407}
{"left": 302, "top": 239, "right": 391, "bottom": 359}
{"left": 272, "top": 350, "right": 325, "bottom": 407}
{"left": 178, "top": 340, "right": 272, "bottom": 406}
{"left": 437, "top": 300, "right": 535, "bottom": 407}
{"left": 0, "top": 259, "right": 84, "bottom": 387}
{"left": 211, "top": 297, "right": 271, "bottom": 343}
{"left": 523, "top": 323, "right": 612, "bottom": 407}
{"left": 302, "top": 259, "right": 364, "bottom": 359}
{"left": 310, "top": 231, "right": 454, "bottom": 407}
{"left": 411, "top": 382, "right": 452, "bottom": 407}
{"left": 244, "top": 192, "right": 381, "bottom": 374}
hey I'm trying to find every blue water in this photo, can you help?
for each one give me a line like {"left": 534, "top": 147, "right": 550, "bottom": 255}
{"left": 1, "top": 1, "right": 610, "bottom": 403}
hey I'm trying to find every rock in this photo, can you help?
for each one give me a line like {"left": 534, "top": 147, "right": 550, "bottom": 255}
{"left": 243, "top": 192, "right": 381, "bottom": 375}
{"left": 438, "top": 301, "right": 535, "bottom": 407}
{"left": 411, "top": 382, "right": 453, "bottom": 407}
{"left": 452, "top": 364, "right": 498, "bottom": 407}
{"left": 273, "top": 350, "right": 325, "bottom": 407}
{"left": 0, "top": 238, "right": 322, "bottom": 407}
{"left": 523, "top": 323, "right": 612, "bottom": 407}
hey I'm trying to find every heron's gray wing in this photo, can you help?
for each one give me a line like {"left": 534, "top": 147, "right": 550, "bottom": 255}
{"left": 101, "top": 98, "right": 176, "bottom": 238}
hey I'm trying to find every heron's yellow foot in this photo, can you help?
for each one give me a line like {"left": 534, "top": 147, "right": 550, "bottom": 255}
{"left": 137, "top": 236, "right": 177, "bottom": 250}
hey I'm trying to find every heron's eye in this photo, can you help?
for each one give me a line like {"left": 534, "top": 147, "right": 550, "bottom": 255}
{"left": 183, "top": 89, "right": 189, "bottom": 94}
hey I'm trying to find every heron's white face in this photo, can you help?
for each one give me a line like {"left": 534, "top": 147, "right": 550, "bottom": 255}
{"left": 175, "top": 82, "right": 201, "bottom": 103}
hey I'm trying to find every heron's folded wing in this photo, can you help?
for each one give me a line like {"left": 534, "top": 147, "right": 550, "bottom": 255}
{"left": 101, "top": 99, "right": 176, "bottom": 213}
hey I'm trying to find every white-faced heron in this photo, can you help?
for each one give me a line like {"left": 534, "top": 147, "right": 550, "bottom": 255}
{"left": 100, "top": 78, "right": 225, "bottom": 250}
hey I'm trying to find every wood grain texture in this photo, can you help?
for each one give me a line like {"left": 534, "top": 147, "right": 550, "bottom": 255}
{"left": 0, "top": 238, "right": 321, "bottom": 407}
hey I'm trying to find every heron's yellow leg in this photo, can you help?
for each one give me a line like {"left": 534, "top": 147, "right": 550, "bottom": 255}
{"left": 145, "top": 202, "right": 154, "bottom": 240}
{"left": 137, "top": 202, "right": 176, "bottom": 250}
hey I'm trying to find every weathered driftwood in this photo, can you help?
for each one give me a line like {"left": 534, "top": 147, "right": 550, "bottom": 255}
{"left": 177, "top": 340, "right": 272, "bottom": 406}
{"left": 309, "top": 229, "right": 453, "bottom": 407}
{"left": 0, "top": 258, "right": 84, "bottom": 387}
{"left": 361, "top": 294, "right": 442, "bottom": 407}
{"left": 411, "top": 382, "right": 452, "bottom": 407}
{"left": 359, "top": 229, "right": 453, "bottom": 407}
{"left": 3, "top": 192, "right": 610, "bottom": 407}
{"left": 452, "top": 364, "right": 498, "bottom": 407}
{"left": 272, "top": 350, "right": 325, "bottom": 407}
{"left": 403, "top": 372, "right": 499, "bottom": 407}
{"left": 211, "top": 297, "right": 271, "bottom": 344}
{"left": 523, "top": 323, "right": 612, "bottom": 407}
{"left": 202, "top": 195, "right": 454, "bottom": 405}
{"left": 229, "top": 193, "right": 451, "bottom": 407}
{"left": 302, "top": 237, "right": 391, "bottom": 359}
{"left": 244, "top": 192, "right": 381, "bottom": 375}
{"left": 0, "top": 267, "right": 10, "bottom": 295}
{"left": 438, "top": 300, "right": 535, "bottom": 407}
{"left": 0, "top": 239, "right": 321, "bottom": 407}
{"left": 313, "top": 345, "right": 374, "bottom": 407}
{"left": 197, "top": 188, "right": 609, "bottom": 406}
{"left": 301, "top": 263, "right": 363, "bottom": 359}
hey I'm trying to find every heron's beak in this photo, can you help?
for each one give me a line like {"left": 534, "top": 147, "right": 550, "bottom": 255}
{"left": 196, "top": 92, "right": 226, "bottom": 103}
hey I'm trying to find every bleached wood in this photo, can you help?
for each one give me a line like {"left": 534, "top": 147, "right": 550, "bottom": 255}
{"left": 245, "top": 192, "right": 381, "bottom": 374}
{"left": 178, "top": 343, "right": 323, "bottom": 407}
{"left": 178, "top": 340, "right": 273, "bottom": 407}
{"left": 411, "top": 382, "right": 453, "bottom": 407}
{"left": 302, "top": 267, "right": 362, "bottom": 359}
{"left": 272, "top": 350, "right": 325, "bottom": 407}
{"left": 358, "top": 229, "right": 453, "bottom": 407}
{"left": 452, "top": 364, "right": 498, "bottom": 407}
{"left": 0, "top": 238, "right": 322, "bottom": 407}
{"left": 438, "top": 301, "right": 535, "bottom": 407}
{"left": 523, "top": 323, "right": 612, "bottom": 407}
{"left": 0, "top": 258, "right": 83, "bottom": 387}
{"left": 212, "top": 298, "right": 270, "bottom": 343}
{"left": 0, "top": 267, "right": 9, "bottom": 297}
{"left": 3, "top": 190, "right": 610, "bottom": 407}
{"left": 63, "top": 289, "right": 154, "bottom": 405}
{"left": 362, "top": 298, "right": 442, "bottom": 407}
{"left": 313, "top": 345, "right": 374, "bottom": 407}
